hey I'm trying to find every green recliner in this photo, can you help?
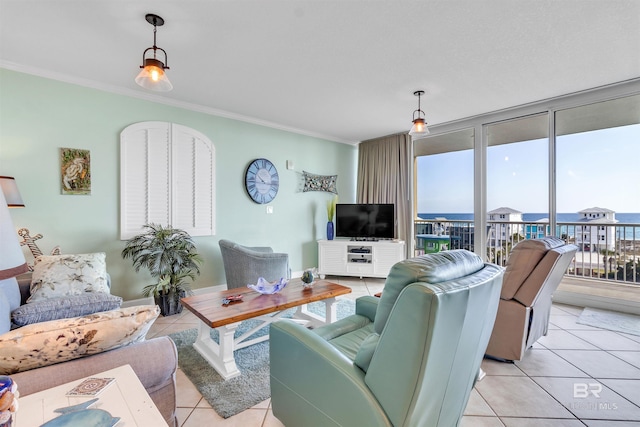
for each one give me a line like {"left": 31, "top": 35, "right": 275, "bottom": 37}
{"left": 269, "top": 250, "right": 503, "bottom": 427}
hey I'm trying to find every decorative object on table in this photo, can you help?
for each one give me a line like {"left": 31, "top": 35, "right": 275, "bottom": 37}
{"left": 39, "top": 398, "right": 119, "bottom": 427}
{"left": 60, "top": 148, "right": 91, "bottom": 195}
{"left": 326, "top": 195, "right": 337, "bottom": 240}
{"left": 245, "top": 158, "right": 279, "bottom": 204}
{"left": 121, "top": 223, "right": 202, "bottom": 316}
{"left": 247, "top": 277, "right": 287, "bottom": 295}
{"left": 302, "top": 170, "right": 337, "bottom": 194}
{"left": 66, "top": 378, "right": 115, "bottom": 397}
{"left": 222, "top": 295, "right": 244, "bottom": 306}
{"left": 301, "top": 268, "right": 318, "bottom": 289}
{"left": 0, "top": 375, "right": 18, "bottom": 427}
{"left": 17, "top": 228, "right": 61, "bottom": 271}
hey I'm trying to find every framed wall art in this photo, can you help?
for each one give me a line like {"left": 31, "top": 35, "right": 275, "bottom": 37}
{"left": 60, "top": 148, "right": 91, "bottom": 195}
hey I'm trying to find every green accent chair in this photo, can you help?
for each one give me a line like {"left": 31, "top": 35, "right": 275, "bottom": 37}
{"left": 270, "top": 250, "right": 504, "bottom": 427}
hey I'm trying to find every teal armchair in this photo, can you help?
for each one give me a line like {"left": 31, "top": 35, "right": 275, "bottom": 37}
{"left": 270, "top": 250, "right": 503, "bottom": 427}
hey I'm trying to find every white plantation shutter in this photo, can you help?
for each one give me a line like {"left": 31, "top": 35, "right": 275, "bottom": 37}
{"left": 120, "top": 122, "right": 215, "bottom": 239}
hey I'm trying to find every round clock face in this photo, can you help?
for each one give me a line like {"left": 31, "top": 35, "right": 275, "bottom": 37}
{"left": 245, "top": 158, "right": 279, "bottom": 204}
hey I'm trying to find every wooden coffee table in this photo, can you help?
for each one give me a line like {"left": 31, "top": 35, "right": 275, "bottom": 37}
{"left": 181, "top": 279, "right": 351, "bottom": 380}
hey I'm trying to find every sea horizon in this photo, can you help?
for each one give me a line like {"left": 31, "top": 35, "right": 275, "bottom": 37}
{"left": 417, "top": 212, "right": 640, "bottom": 223}
{"left": 417, "top": 212, "right": 640, "bottom": 241}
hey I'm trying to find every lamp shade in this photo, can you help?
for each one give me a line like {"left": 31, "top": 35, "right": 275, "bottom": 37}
{"left": 409, "top": 118, "right": 430, "bottom": 138}
{"left": 0, "top": 190, "right": 28, "bottom": 280}
{"left": 0, "top": 176, "right": 24, "bottom": 207}
{"left": 135, "top": 58, "right": 173, "bottom": 92}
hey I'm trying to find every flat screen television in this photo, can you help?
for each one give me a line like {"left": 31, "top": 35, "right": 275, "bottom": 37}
{"left": 335, "top": 203, "right": 395, "bottom": 240}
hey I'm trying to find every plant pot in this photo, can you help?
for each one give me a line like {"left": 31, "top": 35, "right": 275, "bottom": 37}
{"left": 155, "top": 290, "right": 186, "bottom": 316}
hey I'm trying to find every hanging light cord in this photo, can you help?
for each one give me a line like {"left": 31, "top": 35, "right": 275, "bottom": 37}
{"left": 141, "top": 15, "right": 169, "bottom": 69}
{"left": 413, "top": 91, "right": 425, "bottom": 121}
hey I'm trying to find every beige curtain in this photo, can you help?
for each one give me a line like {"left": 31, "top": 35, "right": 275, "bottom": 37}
{"left": 357, "top": 133, "right": 411, "bottom": 257}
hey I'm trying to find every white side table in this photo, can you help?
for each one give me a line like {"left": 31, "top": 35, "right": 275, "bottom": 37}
{"left": 15, "top": 364, "right": 167, "bottom": 426}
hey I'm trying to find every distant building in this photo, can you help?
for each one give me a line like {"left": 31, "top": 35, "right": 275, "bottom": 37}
{"left": 575, "top": 207, "right": 618, "bottom": 252}
{"left": 487, "top": 207, "right": 523, "bottom": 246}
{"left": 525, "top": 218, "right": 550, "bottom": 239}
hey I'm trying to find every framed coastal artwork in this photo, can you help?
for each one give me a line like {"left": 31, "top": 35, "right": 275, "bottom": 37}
{"left": 60, "top": 148, "right": 91, "bottom": 195}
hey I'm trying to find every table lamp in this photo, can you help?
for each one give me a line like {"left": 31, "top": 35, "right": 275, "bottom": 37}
{"left": 0, "top": 184, "right": 28, "bottom": 316}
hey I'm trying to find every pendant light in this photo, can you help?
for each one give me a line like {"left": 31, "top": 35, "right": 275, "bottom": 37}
{"left": 135, "top": 14, "right": 173, "bottom": 92}
{"left": 409, "top": 90, "right": 429, "bottom": 138}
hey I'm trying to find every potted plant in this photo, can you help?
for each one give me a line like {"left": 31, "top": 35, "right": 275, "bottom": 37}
{"left": 122, "top": 223, "right": 202, "bottom": 316}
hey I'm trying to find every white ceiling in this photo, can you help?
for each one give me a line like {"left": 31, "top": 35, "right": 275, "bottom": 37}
{"left": 1, "top": 1, "right": 639, "bottom": 144}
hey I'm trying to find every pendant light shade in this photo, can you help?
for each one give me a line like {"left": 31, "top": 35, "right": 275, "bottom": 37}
{"left": 135, "top": 14, "right": 173, "bottom": 92}
{"left": 409, "top": 90, "right": 430, "bottom": 138}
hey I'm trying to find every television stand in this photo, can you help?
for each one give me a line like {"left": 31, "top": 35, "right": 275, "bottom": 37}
{"left": 317, "top": 239, "right": 405, "bottom": 279}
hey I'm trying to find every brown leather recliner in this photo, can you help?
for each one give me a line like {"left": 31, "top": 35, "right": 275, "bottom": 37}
{"left": 485, "top": 237, "right": 578, "bottom": 361}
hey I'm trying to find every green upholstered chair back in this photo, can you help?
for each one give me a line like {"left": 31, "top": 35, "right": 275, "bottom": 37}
{"left": 373, "top": 249, "right": 486, "bottom": 334}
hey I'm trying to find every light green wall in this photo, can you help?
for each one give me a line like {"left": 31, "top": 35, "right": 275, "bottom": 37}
{"left": 0, "top": 69, "right": 358, "bottom": 301}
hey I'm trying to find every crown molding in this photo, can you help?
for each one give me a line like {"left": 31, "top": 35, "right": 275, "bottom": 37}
{"left": 0, "top": 61, "right": 358, "bottom": 146}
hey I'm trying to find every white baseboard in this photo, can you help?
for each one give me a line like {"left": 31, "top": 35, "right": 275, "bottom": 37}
{"left": 553, "top": 290, "right": 640, "bottom": 315}
{"left": 121, "top": 283, "right": 227, "bottom": 308}
{"left": 553, "top": 277, "right": 640, "bottom": 315}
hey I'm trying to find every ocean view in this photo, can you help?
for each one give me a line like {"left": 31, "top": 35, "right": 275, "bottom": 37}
{"left": 417, "top": 213, "right": 640, "bottom": 223}
{"left": 417, "top": 213, "right": 640, "bottom": 241}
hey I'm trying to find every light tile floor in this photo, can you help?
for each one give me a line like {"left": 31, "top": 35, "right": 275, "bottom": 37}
{"left": 148, "top": 276, "right": 640, "bottom": 427}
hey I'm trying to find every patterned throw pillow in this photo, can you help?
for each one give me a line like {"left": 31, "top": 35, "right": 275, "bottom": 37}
{"left": 27, "top": 253, "right": 109, "bottom": 303}
{"left": 0, "top": 305, "right": 159, "bottom": 375}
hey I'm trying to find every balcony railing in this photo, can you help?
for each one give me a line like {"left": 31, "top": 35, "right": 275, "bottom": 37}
{"left": 414, "top": 219, "right": 640, "bottom": 286}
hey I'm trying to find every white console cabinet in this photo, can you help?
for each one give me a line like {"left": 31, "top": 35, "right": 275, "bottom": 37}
{"left": 318, "top": 239, "right": 406, "bottom": 279}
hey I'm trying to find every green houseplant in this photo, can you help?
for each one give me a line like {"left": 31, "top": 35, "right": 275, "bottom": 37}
{"left": 122, "top": 223, "right": 202, "bottom": 316}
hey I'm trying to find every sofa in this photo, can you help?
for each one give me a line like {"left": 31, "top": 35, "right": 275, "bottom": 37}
{"left": 0, "top": 273, "right": 179, "bottom": 426}
{"left": 270, "top": 250, "right": 504, "bottom": 427}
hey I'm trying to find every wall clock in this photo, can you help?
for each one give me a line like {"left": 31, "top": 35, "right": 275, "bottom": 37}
{"left": 245, "top": 158, "right": 279, "bottom": 204}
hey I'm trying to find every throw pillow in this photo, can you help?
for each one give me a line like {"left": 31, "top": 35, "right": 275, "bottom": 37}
{"left": 27, "top": 253, "right": 109, "bottom": 303}
{"left": 0, "top": 305, "right": 159, "bottom": 375}
{"left": 11, "top": 293, "right": 123, "bottom": 327}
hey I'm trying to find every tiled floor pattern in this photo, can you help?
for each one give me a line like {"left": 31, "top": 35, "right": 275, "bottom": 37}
{"left": 148, "top": 277, "right": 640, "bottom": 426}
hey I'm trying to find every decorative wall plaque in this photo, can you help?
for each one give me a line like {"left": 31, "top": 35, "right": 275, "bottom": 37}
{"left": 302, "top": 171, "right": 337, "bottom": 194}
{"left": 60, "top": 147, "right": 91, "bottom": 195}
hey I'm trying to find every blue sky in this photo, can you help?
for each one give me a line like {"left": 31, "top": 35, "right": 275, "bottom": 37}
{"left": 417, "top": 124, "right": 640, "bottom": 214}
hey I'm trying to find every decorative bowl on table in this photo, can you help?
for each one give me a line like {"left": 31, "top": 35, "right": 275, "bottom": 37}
{"left": 301, "top": 268, "right": 318, "bottom": 289}
{"left": 247, "top": 277, "right": 288, "bottom": 294}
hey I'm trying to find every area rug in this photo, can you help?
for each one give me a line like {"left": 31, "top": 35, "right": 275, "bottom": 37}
{"left": 577, "top": 307, "right": 640, "bottom": 336}
{"left": 168, "top": 298, "right": 356, "bottom": 418}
